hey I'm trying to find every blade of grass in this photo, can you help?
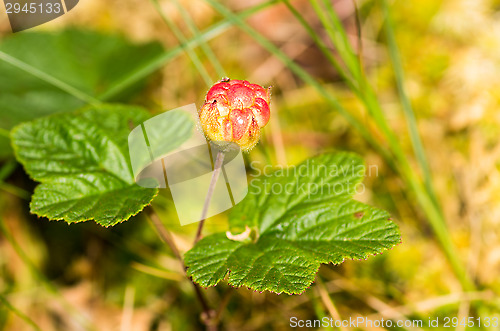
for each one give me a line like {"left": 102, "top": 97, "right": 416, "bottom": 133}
{"left": 99, "top": 0, "right": 279, "bottom": 101}
{"left": 310, "top": 0, "right": 393, "bottom": 135}
{"left": 281, "top": 0, "right": 357, "bottom": 90}
{"left": 351, "top": 0, "right": 363, "bottom": 68}
{"left": 131, "top": 262, "right": 184, "bottom": 281}
{"left": 281, "top": 0, "right": 390, "bottom": 157}
{"left": 0, "top": 51, "right": 100, "bottom": 106}
{"left": 171, "top": 0, "right": 227, "bottom": 78}
{"left": 372, "top": 0, "right": 471, "bottom": 289}
{"left": 381, "top": 0, "right": 442, "bottom": 216}
{"left": 315, "top": 1, "right": 424, "bottom": 197}
{"left": 310, "top": 0, "right": 361, "bottom": 80}
{"left": 313, "top": 0, "right": 400, "bottom": 139}
{"left": 282, "top": 0, "right": 386, "bottom": 134}
{"left": 150, "top": 0, "right": 214, "bottom": 86}
{"left": 313, "top": 0, "right": 379, "bottom": 120}
{"left": 0, "top": 295, "right": 42, "bottom": 331}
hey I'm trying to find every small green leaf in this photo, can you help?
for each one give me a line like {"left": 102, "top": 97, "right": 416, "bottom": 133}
{"left": 0, "top": 29, "right": 163, "bottom": 157}
{"left": 185, "top": 152, "right": 401, "bottom": 294}
{"left": 11, "top": 104, "right": 162, "bottom": 227}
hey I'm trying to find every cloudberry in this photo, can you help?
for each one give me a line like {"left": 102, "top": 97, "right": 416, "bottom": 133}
{"left": 198, "top": 78, "right": 271, "bottom": 151}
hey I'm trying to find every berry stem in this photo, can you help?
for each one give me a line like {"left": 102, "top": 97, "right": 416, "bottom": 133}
{"left": 194, "top": 150, "right": 225, "bottom": 244}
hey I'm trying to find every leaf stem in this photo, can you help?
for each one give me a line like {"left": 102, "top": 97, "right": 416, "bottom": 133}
{"left": 194, "top": 150, "right": 225, "bottom": 244}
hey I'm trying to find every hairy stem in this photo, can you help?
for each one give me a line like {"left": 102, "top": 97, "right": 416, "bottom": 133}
{"left": 194, "top": 150, "right": 225, "bottom": 244}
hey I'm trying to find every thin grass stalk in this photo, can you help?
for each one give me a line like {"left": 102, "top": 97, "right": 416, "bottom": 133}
{"left": 171, "top": 0, "right": 227, "bottom": 78}
{"left": 0, "top": 295, "right": 42, "bottom": 331}
{"left": 311, "top": 0, "right": 361, "bottom": 80}
{"left": 281, "top": 0, "right": 357, "bottom": 90}
{"left": 0, "top": 51, "right": 100, "bottom": 106}
{"left": 380, "top": 0, "right": 442, "bottom": 215}
{"left": 150, "top": 0, "right": 214, "bottom": 86}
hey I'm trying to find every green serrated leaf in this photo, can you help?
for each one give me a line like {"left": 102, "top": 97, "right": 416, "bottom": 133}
{"left": 185, "top": 152, "right": 401, "bottom": 294}
{"left": 11, "top": 105, "right": 165, "bottom": 227}
{"left": 0, "top": 29, "right": 163, "bottom": 157}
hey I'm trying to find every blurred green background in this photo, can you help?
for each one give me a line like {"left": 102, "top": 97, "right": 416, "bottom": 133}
{"left": 0, "top": 0, "right": 499, "bottom": 330}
